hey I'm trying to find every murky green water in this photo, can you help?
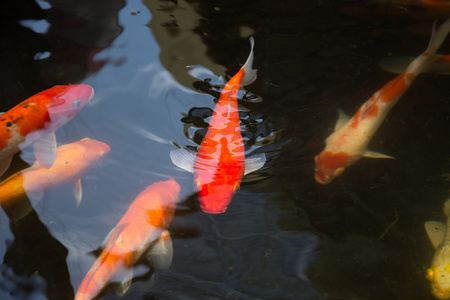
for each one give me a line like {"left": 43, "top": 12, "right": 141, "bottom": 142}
{"left": 0, "top": 0, "right": 449, "bottom": 299}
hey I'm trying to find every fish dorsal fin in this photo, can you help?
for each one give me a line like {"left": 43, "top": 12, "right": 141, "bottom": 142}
{"left": 240, "top": 37, "right": 257, "bottom": 86}
{"left": 73, "top": 178, "right": 82, "bottom": 207}
{"left": 0, "top": 156, "right": 13, "bottom": 177}
{"left": 425, "top": 221, "right": 446, "bottom": 249}
{"left": 226, "top": 84, "right": 236, "bottom": 118}
{"left": 169, "top": 148, "right": 196, "bottom": 173}
{"left": 335, "top": 109, "right": 350, "bottom": 131}
{"left": 244, "top": 153, "right": 266, "bottom": 175}
{"left": 146, "top": 230, "right": 173, "bottom": 269}
{"left": 102, "top": 223, "right": 129, "bottom": 249}
{"left": 33, "top": 132, "right": 57, "bottom": 168}
{"left": 363, "top": 150, "right": 395, "bottom": 159}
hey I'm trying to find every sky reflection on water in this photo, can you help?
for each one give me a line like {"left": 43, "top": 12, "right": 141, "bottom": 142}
{"left": 0, "top": 0, "right": 450, "bottom": 299}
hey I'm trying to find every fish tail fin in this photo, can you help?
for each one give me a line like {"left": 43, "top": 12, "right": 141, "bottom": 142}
{"left": 444, "top": 197, "right": 450, "bottom": 217}
{"left": 404, "top": 19, "right": 450, "bottom": 76}
{"left": 240, "top": 37, "right": 257, "bottom": 86}
{"left": 426, "top": 19, "right": 450, "bottom": 55}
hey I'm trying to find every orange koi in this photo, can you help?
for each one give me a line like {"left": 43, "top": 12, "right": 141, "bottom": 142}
{"left": 170, "top": 37, "right": 265, "bottom": 213}
{"left": 0, "top": 138, "right": 110, "bottom": 217}
{"left": 314, "top": 19, "right": 450, "bottom": 184}
{"left": 74, "top": 179, "right": 180, "bottom": 300}
{"left": 0, "top": 84, "right": 93, "bottom": 177}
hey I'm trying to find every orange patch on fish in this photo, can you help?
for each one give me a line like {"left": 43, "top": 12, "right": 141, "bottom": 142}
{"left": 147, "top": 209, "right": 166, "bottom": 228}
{"left": 319, "top": 151, "right": 350, "bottom": 169}
{"left": 378, "top": 73, "right": 410, "bottom": 103}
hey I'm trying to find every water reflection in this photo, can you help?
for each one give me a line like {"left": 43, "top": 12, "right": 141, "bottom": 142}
{"left": 0, "top": 0, "right": 124, "bottom": 109}
{"left": 0, "top": 0, "right": 449, "bottom": 299}
{"left": 2, "top": 206, "right": 73, "bottom": 300}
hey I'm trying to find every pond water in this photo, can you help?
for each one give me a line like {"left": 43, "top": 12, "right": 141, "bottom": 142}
{"left": 0, "top": 0, "right": 450, "bottom": 299}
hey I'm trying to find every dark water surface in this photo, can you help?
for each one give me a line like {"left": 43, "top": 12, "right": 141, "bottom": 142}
{"left": 1, "top": 0, "right": 450, "bottom": 299}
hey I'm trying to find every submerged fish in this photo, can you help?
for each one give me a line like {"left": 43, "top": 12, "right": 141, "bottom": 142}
{"left": 378, "top": 54, "right": 450, "bottom": 75}
{"left": 0, "top": 84, "right": 93, "bottom": 177}
{"left": 425, "top": 198, "right": 450, "bottom": 299}
{"left": 170, "top": 37, "right": 265, "bottom": 214}
{"left": 75, "top": 179, "right": 180, "bottom": 300}
{"left": 0, "top": 138, "right": 110, "bottom": 216}
{"left": 314, "top": 19, "right": 450, "bottom": 184}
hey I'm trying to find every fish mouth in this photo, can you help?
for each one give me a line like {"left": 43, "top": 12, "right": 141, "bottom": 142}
{"left": 315, "top": 173, "right": 330, "bottom": 185}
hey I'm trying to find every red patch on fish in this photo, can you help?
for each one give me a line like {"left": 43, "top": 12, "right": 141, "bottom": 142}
{"left": 378, "top": 73, "right": 411, "bottom": 103}
{"left": 0, "top": 84, "right": 93, "bottom": 159}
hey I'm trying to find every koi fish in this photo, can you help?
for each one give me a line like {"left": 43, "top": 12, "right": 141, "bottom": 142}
{"left": 169, "top": 37, "right": 265, "bottom": 214}
{"left": 0, "top": 138, "right": 110, "bottom": 217}
{"left": 314, "top": 19, "right": 450, "bottom": 184}
{"left": 74, "top": 179, "right": 180, "bottom": 300}
{"left": 425, "top": 198, "right": 450, "bottom": 299}
{"left": 0, "top": 84, "right": 93, "bottom": 177}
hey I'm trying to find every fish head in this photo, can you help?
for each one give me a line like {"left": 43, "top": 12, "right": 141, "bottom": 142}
{"left": 314, "top": 151, "right": 355, "bottom": 185}
{"left": 52, "top": 138, "right": 110, "bottom": 170}
{"left": 194, "top": 177, "right": 239, "bottom": 214}
{"left": 44, "top": 84, "right": 94, "bottom": 130}
{"left": 427, "top": 253, "right": 450, "bottom": 299}
{"left": 77, "top": 138, "right": 111, "bottom": 157}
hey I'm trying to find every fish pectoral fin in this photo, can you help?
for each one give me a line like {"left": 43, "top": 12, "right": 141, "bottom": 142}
{"left": 25, "top": 189, "right": 45, "bottom": 207}
{"left": 425, "top": 221, "right": 446, "bottom": 249}
{"left": 0, "top": 156, "right": 13, "bottom": 177}
{"left": 33, "top": 132, "right": 57, "bottom": 168}
{"left": 363, "top": 150, "right": 394, "bottom": 159}
{"left": 102, "top": 223, "right": 129, "bottom": 249}
{"left": 334, "top": 109, "right": 351, "bottom": 131}
{"left": 115, "top": 268, "right": 133, "bottom": 296}
{"left": 74, "top": 178, "right": 82, "bottom": 207}
{"left": 186, "top": 65, "right": 226, "bottom": 85}
{"left": 169, "top": 148, "right": 196, "bottom": 173}
{"left": 240, "top": 36, "right": 257, "bottom": 86}
{"left": 146, "top": 230, "right": 173, "bottom": 269}
{"left": 244, "top": 153, "right": 266, "bottom": 176}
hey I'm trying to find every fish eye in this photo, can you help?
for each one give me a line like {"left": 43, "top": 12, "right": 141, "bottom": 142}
{"left": 193, "top": 179, "right": 201, "bottom": 191}
{"left": 72, "top": 99, "right": 82, "bottom": 109}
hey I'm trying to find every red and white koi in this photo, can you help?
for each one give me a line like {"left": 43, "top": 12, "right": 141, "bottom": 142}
{"left": 0, "top": 84, "right": 93, "bottom": 177}
{"left": 0, "top": 138, "right": 110, "bottom": 218}
{"left": 314, "top": 19, "right": 450, "bottom": 184}
{"left": 169, "top": 37, "right": 265, "bottom": 214}
{"left": 74, "top": 179, "right": 180, "bottom": 300}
